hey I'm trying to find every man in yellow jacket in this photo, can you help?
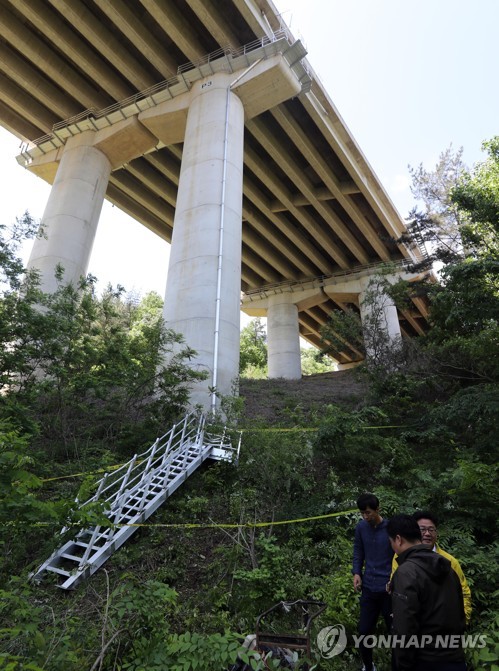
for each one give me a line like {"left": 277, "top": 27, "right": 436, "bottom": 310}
{"left": 391, "top": 510, "right": 472, "bottom": 624}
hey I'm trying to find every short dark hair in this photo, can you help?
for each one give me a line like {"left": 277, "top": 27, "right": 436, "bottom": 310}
{"left": 387, "top": 514, "right": 422, "bottom": 542}
{"left": 412, "top": 510, "right": 438, "bottom": 527}
{"left": 357, "top": 493, "right": 379, "bottom": 511}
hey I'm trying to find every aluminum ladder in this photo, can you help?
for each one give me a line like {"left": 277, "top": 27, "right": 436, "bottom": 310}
{"left": 31, "top": 413, "right": 240, "bottom": 590}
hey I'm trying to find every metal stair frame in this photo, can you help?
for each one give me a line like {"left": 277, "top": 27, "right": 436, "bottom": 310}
{"left": 31, "top": 412, "right": 239, "bottom": 590}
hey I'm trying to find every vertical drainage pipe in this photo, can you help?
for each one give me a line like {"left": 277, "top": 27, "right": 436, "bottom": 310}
{"left": 211, "top": 60, "right": 263, "bottom": 415}
{"left": 210, "top": 85, "right": 230, "bottom": 415}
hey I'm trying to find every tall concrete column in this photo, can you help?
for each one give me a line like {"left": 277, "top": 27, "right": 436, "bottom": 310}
{"left": 163, "top": 73, "right": 244, "bottom": 410}
{"left": 267, "top": 293, "right": 301, "bottom": 379}
{"left": 359, "top": 279, "right": 401, "bottom": 357}
{"left": 27, "top": 132, "right": 111, "bottom": 294}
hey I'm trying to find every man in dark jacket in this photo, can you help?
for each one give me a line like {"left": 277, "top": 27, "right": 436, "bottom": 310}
{"left": 388, "top": 514, "right": 466, "bottom": 671}
{"left": 352, "top": 493, "right": 393, "bottom": 671}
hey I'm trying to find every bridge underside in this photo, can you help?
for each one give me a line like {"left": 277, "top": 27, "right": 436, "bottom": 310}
{"left": 0, "top": 0, "right": 429, "bottom": 364}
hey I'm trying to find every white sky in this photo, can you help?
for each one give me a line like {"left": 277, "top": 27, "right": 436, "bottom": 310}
{"left": 278, "top": 0, "right": 498, "bottom": 216}
{"left": 1, "top": 0, "right": 497, "bottom": 312}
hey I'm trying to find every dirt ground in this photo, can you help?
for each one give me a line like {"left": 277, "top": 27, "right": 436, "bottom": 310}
{"left": 238, "top": 368, "right": 368, "bottom": 425}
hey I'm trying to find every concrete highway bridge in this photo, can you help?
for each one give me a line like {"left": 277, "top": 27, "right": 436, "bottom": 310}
{"left": 0, "top": 0, "right": 429, "bottom": 409}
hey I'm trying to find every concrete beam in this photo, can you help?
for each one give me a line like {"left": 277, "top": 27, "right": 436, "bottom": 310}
{"left": 140, "top": 53, "right": 302, "bottom": 146}
{"left": 24, "top": 117, "right": 159, "bottom": 178}
{"left": 301, "top": 92, "right": 421, "bottom": 263}
{"left": 96, "top": 0, "right": 178, "bottom": 78}
{"left": 245, "top": 143, "right": 351, "bottom": 269}
{"left": 232, "top": 0, "right": 275, "bottom": 39}
{"left": 231, "top": 54, "right": 302, "bottom": 121}
{"left": 241, "top": 245, "right": 281, "bottom": 284}
{"left": 241, "top": 263, "right": 265, "bottom": 289}
{"left": 242, "top": 224, "right": 293, "bottom": 277}
{"left": 47, "top": 0, "right": 157, "bottom": 90}
{"left": 0, "top": 99, "right": 43, "bottom": 141}
{"left": 0, "top": 74, "right": 57, "bottom": 134}
{"left": 0, "top": 42, "right": 80, "bottom": 121}
{"left": 248, "top": 116, "right": 370, "bottom": 266}
{"left": 106, "top": 181, "right": 172, "bottom": 241}
{"left": 244, "top": 149, "right": 337, "bottom": 274}
{"left": 271, "top": 105, "right": 391, "bottom": 261}
{"left": 268, "top": 182, "right": 360, "bottom": 211}
{"left": 140, "top": 0, "right": 208, "bottom": 64}
{"left": 299, "top": 310, "right": 360, "bottom": 363}
{"left": 400, "top": 309, "right": 426, "bottom": 335}
{"left": 295, "top": 289, "right": 330, "bottom": 312}
{"left": 125, "top": 160, "right": 177, "bottom": 209}
{"left": 145, "top": 151, "right": 181, "bottom": 185}
{"left": 243, "top": 195, "right": 321, "bottom": 277}
{"left": 11, "top": 0, "right": 133, "bottom": 101}
{"left": 93, "top": 117, "right": 157, "bottom": 170}
{"left": 139, "top": 95, "right": 190, "bottom": 147}
{"left": 308, "top": 305, "right": 365, "bottom": 361}
{"left": 240, "top": 286, "right": 328, "bottom": 312}
{"left": 0, "top": 3, "right": 112, "bottom": 111}
{"left": 186, "top": 0, "right": 241, "bottom": 48}
{"left": 110, "top": 171, "right": 175, "bottom": 227}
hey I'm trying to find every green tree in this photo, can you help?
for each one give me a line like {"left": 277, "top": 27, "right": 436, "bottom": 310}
{"left": 452, "top": 136, "right": 499, "bottom": 257}
{"left": 372, "top": 138, "right": 499, "bottom": 530}
{"left": 319, "top": 308, "right": 364, "bottom": 362}
{"left": 300, "top": 347, "right": 336, "bottom": 375}
{"left": 421, "top": 137, "right": 499, "bottom": 383}
{"left": 0, "top": 213, "right": 204, "bottom": 460}
{"left": 403, "top": 145, "right": 468, "bottom": 263}
{"left": 239, "top": 318, "right": 267, "bottom": 375}
{"left": 0, "top": 421, "right": 68, "bottom": 581}
{"left": 319, "top": 268, "right": 408, "bottom": 374}
{"left": 0, "top": 211, "right": 40, "bottom": 291}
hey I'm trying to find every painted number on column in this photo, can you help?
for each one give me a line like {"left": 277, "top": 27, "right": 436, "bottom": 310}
{"left": 201, "top": 81, "right": 212, "bottom": 89}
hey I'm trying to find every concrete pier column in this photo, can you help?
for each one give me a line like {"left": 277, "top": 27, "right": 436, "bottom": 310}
{"left": 163, "top": 73, "right": 244, "bottom": 410}
{"left": 359, "top": 280, "right": 401, "bottom": 357}
{"left": 27, "top": 132, "right": 111, "bottom": 295}
{"left": 267, "top": 293, "right": 301, "bottom": 379}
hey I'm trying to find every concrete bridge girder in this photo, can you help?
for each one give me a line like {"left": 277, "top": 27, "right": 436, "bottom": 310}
{"left": 247, "top": 118, "right": 362, "bottom": 267}
{"left": 270, "top": 105, "right": 392, "bottom": 262}
{"left": 243, "top": 149, "right": 336, "bottom": 274}
{"left": 47, "top": 0, "right": 159, "bottom": 91}
{"left": 12, "top": 0, "right": 135, "bottom": 102}
{"left": 93, "top": 0, "right": 180, "bottom": 77}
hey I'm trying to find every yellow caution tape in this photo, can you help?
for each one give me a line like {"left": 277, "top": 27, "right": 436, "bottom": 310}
{"left": 113, "top": 507, "right": 358, "bottom": 528}
{"left": 39, "top": 424, "right": 406, "bottom": 483}
{"left": 40, "top": 462, "right": 126, "bottom": 483}
{"left": 21, "top": 507, "right": 357, "bottom": 530}
{"left": 241, "top": 425, "right": 405, "bottom": 432}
